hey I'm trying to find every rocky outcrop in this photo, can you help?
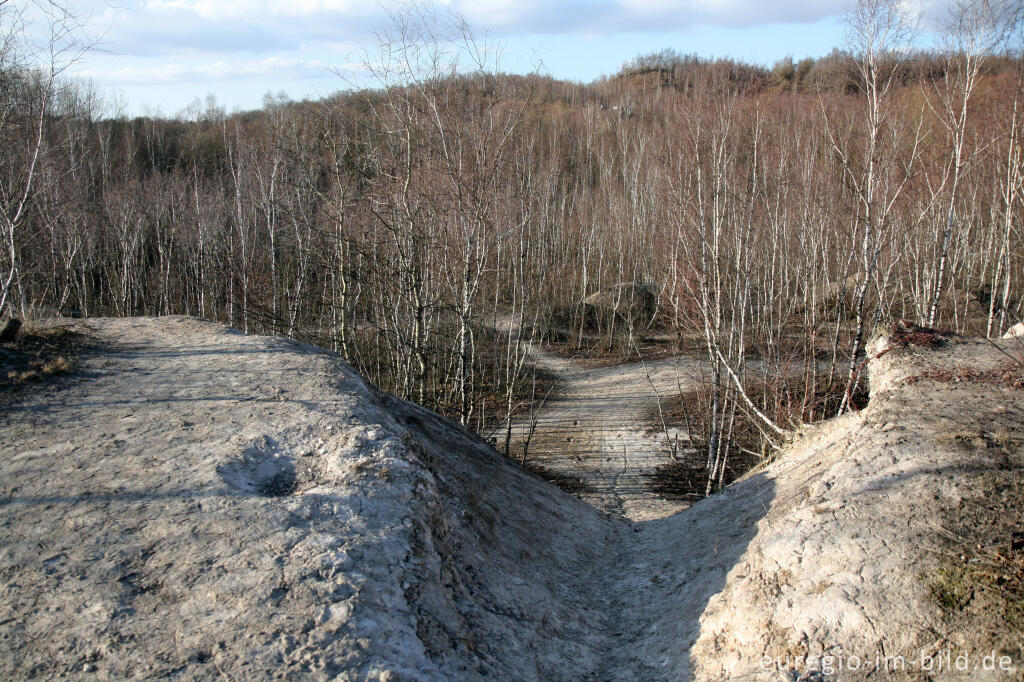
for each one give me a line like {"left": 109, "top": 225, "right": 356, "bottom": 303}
{"left": 1004, "top": 321, "right": 1024, "bottom": 339}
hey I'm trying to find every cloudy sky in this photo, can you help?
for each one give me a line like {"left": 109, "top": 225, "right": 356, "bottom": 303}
{"left": 14, "top": 0, "right": 952, "bottom": 117}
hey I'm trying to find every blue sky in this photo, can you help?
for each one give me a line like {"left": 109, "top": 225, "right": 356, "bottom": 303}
{"left": 12, "top": 0, "right": 954, "bottom": 117}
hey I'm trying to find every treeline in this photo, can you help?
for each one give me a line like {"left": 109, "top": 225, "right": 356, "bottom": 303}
{"left": 618, "top": 46, "right": 1023, "bottom": 96}
{"left": 3, "top": 3, "right": 1023, "bottom": 490}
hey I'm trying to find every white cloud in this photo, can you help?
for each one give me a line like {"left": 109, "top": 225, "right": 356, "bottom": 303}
{"left": 142, "top": 0, "right": 364, "bottom": 19}
{"left": 450, "top": 0, "right": 538, "bottom": 26}
{"left": 50, "top": 0, "right": 963, "bottom": 115}
{"left": 79, "top": 55, "right": 334, "bottom": 83}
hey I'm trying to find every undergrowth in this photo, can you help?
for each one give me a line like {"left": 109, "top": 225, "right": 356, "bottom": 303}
{"left": 0, "top": 322, "right": 85, "bottom": 391}
{"left": 643, "top": 376, "right": 868, "bottom": 500}
{"left": 645, "top": 459, "right": 708, "bottom": 502}
{"left": 904, "top": 360, "right": 1024, "bottom": 390}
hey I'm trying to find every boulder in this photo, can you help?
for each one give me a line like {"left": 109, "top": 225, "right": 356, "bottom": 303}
{"left": 794, "top": 275, "right": 864, "bottom": 318}
{"left": 1003, "top": 322, "right": 1024, "bottom": 339}
{"left": 582, "top": 282, "right": 659, "bottom": 329}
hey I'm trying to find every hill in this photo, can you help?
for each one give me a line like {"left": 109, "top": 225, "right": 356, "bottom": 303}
{"left": 1, "top": 317, "right": 1022, "bottom": 679}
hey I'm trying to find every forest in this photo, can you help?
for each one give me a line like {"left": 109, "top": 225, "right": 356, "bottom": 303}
{"left": 2, "top": 0, "right": 1022, "bottom": 494}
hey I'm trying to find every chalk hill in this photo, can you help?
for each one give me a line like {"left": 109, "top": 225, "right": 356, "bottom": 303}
{"left": 1, "top": 317, "right": 1021, "bottom": 679}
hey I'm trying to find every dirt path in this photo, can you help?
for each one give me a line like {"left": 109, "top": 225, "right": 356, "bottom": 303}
{"left": 0, "top": 317, "right": 647, "bottom": 679}
{"left": 500, "top": 319, "right": 703, "bottom": 521}
{"left": 0, "top": 316, "right": 766, "bottom": 680}
{"left": 5, "top": 317, "right": 1020, "bottom": 679}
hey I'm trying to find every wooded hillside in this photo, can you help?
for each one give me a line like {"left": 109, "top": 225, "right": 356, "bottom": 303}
{"left": 3, "top": 1, "right": 1022, "bottom": 492}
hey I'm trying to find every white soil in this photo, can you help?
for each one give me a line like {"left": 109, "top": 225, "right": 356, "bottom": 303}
{"left": 1, "top": 316, "right": 1021, "bottom": 680}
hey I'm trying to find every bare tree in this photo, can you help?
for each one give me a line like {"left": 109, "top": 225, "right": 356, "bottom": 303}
{"left": 989, "top": 92, "right": 1024, "bottom": 337}
{"left": 828, "top": 0, "right": 922, "bottom": 414}
{"left": 0, "top": 0, "right": 91, "bottom": 318}
{"left": 925, "top": 0, "right": 1006, "bottom": 326}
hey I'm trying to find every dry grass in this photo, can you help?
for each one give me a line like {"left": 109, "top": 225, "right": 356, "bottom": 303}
{"left": 885, "top": 319, "right": 953, "bottom": 350}
{"left": 904, "top": 358, "right": 1024, "bottom": 390}
{"left": 926, "top": 435, "right": 1024, "bottom": 661}
{"left": 0, "top": 322, "right": 85, "bottom": 392}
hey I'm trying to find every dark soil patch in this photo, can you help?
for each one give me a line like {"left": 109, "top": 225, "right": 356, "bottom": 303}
{"left": 0, "top": 322, "right": 89, "bottom": 397}
{"left": 645, "top": 459, "right": 708, "bottom": 502}
{"left": 522, "top": 461, "right": 597, "bottom": 496}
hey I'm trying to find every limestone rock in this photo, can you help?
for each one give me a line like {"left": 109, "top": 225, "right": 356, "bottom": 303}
{"left": 1003, "top": 321, "right": 1024, "bottom": 339}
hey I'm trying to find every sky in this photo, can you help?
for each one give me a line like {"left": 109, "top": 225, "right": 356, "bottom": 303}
{"left": 9, "top": 0, "right": 957, "bottom": 118}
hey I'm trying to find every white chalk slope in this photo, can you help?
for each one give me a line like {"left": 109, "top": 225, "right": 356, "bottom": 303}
{"left": 0, "top": 317, "right": 620, "bottom": 680}
{"left": 2, "top": 317, "right": 1021, "bottom": 680}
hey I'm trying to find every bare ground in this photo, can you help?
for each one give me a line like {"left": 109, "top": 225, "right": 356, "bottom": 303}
{"left": 1, "top": 316, "right": 1022, "bottom": 680}
{"left": 0, "top": 317, "right": 624, "bottom": 679}
{"left": 495, "top": 316, "right": 705, "bottom": 521}
{"left": 691, "top": 333, "right": 1024, "bottom": 679}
